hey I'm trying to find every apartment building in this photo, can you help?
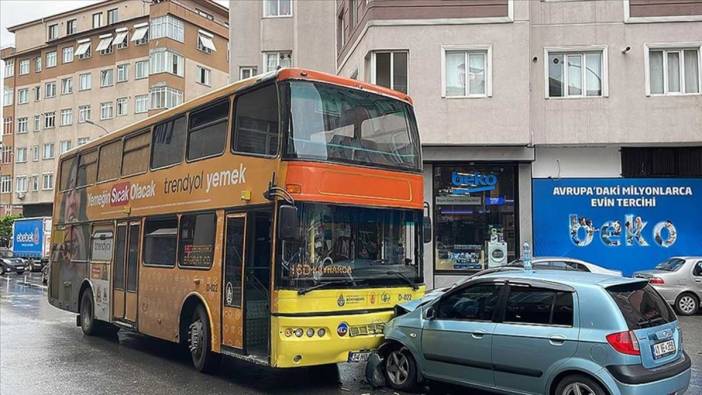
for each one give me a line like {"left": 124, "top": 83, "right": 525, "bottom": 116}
{"left": 231, "top": 0, "right": 702, "bottom": 287}
{"left": 1, "top": 0, "right": 229, "bottom": 217}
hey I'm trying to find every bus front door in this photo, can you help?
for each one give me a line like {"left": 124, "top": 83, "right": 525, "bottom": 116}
{"left": 221, "top": 214, "right": 246, "bottom": 350}
{"left": 113, "top": 221, "right": 140, "bottom": 324}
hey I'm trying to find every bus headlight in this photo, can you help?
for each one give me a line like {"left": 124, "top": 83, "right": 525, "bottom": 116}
{"left": 317, "top": 328, "right": 326, "bottom": 337}
{"left": 294, "top": 328, "right": 304, "bottom": 338}
{"left": 306, "top": 328, "right": 315, "bottom": 337}
{"left": 284, "top": 328, "right": 293, "bottom": 337}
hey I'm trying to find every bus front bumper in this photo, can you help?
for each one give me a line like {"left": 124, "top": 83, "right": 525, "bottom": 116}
{"left": 271, "top": 309, "right": 395, "bottom": 368}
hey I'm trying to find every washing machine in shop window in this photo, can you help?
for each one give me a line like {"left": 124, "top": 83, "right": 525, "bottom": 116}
{"left": 487, "top": 240, "right": 508, "bottom": 268}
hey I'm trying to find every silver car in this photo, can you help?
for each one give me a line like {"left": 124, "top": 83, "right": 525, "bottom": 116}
{"left": 506, "top": 256, "right": 623, "bottom": 277}
{"left": 634, "top": 257, "right": 702, "bottom": 316}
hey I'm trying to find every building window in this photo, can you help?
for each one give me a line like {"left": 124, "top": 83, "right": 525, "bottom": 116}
{"left": 622, "top": 147, "right": 702, "bottom": 177}
{"left": 547, "top": 50, "right": 605, "bottom": 98}
{"left": 33, "top": 115, "right": 40, "bottom": 131}
{"left": 16, "top": 148, "right": 27, "bottom": 163}
{"left": 78, "top": 137, "right": 90, "bottom": 146}
{"left": 79, "top": 73, "right": 92, "bottom": 91}
{"left": 433, "top": 164, "right": 518, "bottom": 272}
{"left": 33, "top": 86, "right": 40, "bottom": 101}
{"left": 151, "top": 115, "right": 187, "bottom": 168}
{"left": 107, "top": 8, "right": 118, "bottom": 24}
{"left": 116, "top": 97, "right": 128, "bottom": 116}
{"left": 19, "top": 59, "right": 30, "bottom": 75}
{"left": 3, "top": 60, "right": 13, "bottom": 77}
{"left": 3, "top": 88, "right": 13, "bottom": 106}
{"left": 1, "top": 146, "right": 12, "bottom": 163}
{"left": 135, "top": 60, "right": 149, "bottom": 79}
{"left": 46, "top": 51, "right": 57, "bottom": 68}
{"left": 0, "top": 176, "right": 11, "bottom": 194}
{"left": 44, "top": 112, "right": 55, "bottom": 129}
{"left": 93, "top": 12, "right": 102, "bottom": 28}
{"left": 337, "top": 12, "right": 345, "bottom": 48}
{"left": 114, "top": 30, "right": 128, "bottom": 49}
{"left": 150, "top": 86, "right": 183, "bottom": 110}
{"left": 100, "top": 69, "right": 114, "bottom": 87}
{"left": 197, "top": 31, "right": 216, "bottom": 53}
{"left": 117, "top": 64, "right": 129, "bottom": 82}
{"left": 31, "top": 175, "right": 39, "bottom": 192}
{"left": 97, "top": 35, "right": 114, "bottom": 55}
{"left": 350, "top": 0, "right": 357, "bottom": 27}
{"left": 60, "top": 140, "right": 72, "bottom": 154}
{"left": 648, "top": 47, "right": 700, "bottom": 95}
{"left": 61, "top": 78, "right": 73, "bottom": 95}
{"left": 17, "top": 118, "right": 28, "bottom": 133}
{"left": 34, "top": 56, "right": 41, "bottom": 72}
{"left": 76, "top": 40, "right": 91, "bottom": 59}
{"left": 79, "top": 105, "right": 91, "bottom": 123}
{"left": 135, "top": 95, "right": 150, "bottom": 113}
{"left": 67, "top": 19, "right": 77, "bottom": 35}
{"left": 150, "top": 15, "right": 184, "bottom": 43}
{"left": 132, "top": 24, "right": 149, "bottom": 46}
{"left": 149, "top": 48, "right": 184, "bottom": 76}
{"left": 443, "top": 48, "right": 490, "bottom": 97}
{"left": 17, "top": 89, "right": 29, "bottom": 104}
{"left": 42, "top": 174, "right": 54, "bottom": 190}
{"left": 63, "top": 47, "right": 74, "bottom": 63}
{"left": 32, "top": 146, "right": 39, "bottom": 162}
{"left": 264, "top": 0, "right": 292, "bottom": 17}
{"left": 2, "top": 118, "right": 12, "bottom": 135}
{"left": 45, "top": 81, "right": 57, "bottom": 98}
{"left": 16, "top": 176, "right": 28, "bottom": 193}
{"left": 48, "top": 24, "right": 58, "bottom": 40}
{"left": 197, "top": 66, "right": 211, "bottom": 86}
{"left": 43, "top": 143, "right": 55, "bottom": 159}
{"left": 239, "top": 66, "right": 257, "bottom": 80}
{"left": 100, "top": 102, "right": 114, "bottom": 120}
{"left": 371, "top": 51, "right": 409, "bottom": 93}
{"left": 264, "top": 51, "right": 291, "bottom": 72}
{"left": 61, "top": 109, "right": 72, "bottom": 126}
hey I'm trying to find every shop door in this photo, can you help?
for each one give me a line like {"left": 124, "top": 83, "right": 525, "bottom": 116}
{"left": 112, "top": 221, "right": 140, "bottom": 323}
{"left": 221, "top": 214, "right": 246, "bottom": 350}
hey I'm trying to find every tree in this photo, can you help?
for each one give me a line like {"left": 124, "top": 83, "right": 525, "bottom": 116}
{"left": 0, "top": 215, "right": 22, "bottom": 248}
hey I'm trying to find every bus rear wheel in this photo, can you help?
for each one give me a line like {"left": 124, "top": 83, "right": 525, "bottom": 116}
{"left": 188, "top": 304, "right": 220, "bottom": 373}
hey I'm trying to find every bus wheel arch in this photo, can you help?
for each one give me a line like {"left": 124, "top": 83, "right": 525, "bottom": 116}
{"left": 179, "top": 293, "right": 220, "bottom": 373}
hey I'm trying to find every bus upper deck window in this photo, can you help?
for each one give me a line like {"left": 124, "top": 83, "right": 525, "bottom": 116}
{"left": 187, "top": 100, "right": 229, "bottom": 161}
{"left": 151, "top": 116, "right": 186, "bottom": 169}
{"left": 232, "top": 84, "right": 279, "bottom": 156}
{"left": 60, "top": 157, "right": 77, "bottom": 191}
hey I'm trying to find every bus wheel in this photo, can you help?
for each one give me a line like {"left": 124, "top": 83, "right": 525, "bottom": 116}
{"left": 188, "top": 304, "right": 220, "bottom": 373}
{"left": 80, "top": 289, "right": 97, "bottom": 336}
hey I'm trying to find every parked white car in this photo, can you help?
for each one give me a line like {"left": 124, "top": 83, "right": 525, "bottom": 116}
{"left": 506, "top": 256, "right": 623, "bottom": 277}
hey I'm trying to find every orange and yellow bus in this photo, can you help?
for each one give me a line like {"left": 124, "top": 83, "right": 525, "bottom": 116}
{"left": 49, "top": 68, "right": 426, "bottom": 371}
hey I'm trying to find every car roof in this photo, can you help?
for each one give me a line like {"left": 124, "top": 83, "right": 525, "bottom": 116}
{"left": 477, "top": 269, "right": 644, "bottom": 289}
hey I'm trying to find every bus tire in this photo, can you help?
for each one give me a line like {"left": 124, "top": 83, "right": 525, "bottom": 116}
{"left": 80, "top": 288, "right": 98, "bottom": 336}
{"left": 188, "top": 304, "right": 220, "bottom": 373}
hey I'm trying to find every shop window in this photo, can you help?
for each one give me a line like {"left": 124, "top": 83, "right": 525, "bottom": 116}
{"left": 621, "top": 147, "right": 702, "bottom": 177}
{"left": 143, "top": 216, "right": 178, "bottom": 266}
{"left": 178, "top": 212, "right": 216, "bottom": 268}
{"left": 433, "top": 164, "right": 518, "bottom": 272}
{"left": 151, "top": 116, "right": 186, "bottom": 169}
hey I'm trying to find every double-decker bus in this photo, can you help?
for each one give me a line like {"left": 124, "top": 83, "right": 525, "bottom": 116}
{"left": 49, "top": 68, "right": 426, "bottom": 371}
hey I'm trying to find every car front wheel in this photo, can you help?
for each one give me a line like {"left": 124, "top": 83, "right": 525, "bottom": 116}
{"left": 675, "top": 293, "right": 699, "bottom": 316}
{"left": 384, "top": 347, "right": 418, "bottom": 392}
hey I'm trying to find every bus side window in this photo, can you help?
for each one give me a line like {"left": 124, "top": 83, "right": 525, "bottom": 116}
{"left": 151, "top": 116, "right": 187, "bottom": 169}
{"left": 232, "top": 84, "right": 279, "bottom": 156}
{"left": 97, "top": 140, "right": 122, "bottom": 182}
{"left": 187, "top": 100, "right": 229, "bottom": 161}
{"left": 178, "top": 212, "right": 216, "bottom": 268}
{"left": 59, "top": 156, "right": 77, "bottom": 191}
{"left": 122, "top": 130, "right": 151, "bottom": 176}
{"left": 77, "top": 150, "right": 98, "bottom": 188}
{"left": 143, "top": 216, "right": 178, "bottom": 267}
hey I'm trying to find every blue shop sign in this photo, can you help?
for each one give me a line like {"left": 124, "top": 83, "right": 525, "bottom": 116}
{"left": 451, "top": 171, "right": 498, "bottom": 194}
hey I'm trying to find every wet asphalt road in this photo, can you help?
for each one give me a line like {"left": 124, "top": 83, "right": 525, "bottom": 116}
{"left": 1, "top": 273, "right": 701, "bottom": 395}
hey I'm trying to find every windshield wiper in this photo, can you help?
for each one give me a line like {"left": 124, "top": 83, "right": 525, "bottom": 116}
{"left": 297, "top": 279, "right": 355, "bottom": 295}
{"left": 386, "top": 270, "right": 420, "bottom": 291}
{"left": 637, "top": 316, "right": 666, "bottom": 328}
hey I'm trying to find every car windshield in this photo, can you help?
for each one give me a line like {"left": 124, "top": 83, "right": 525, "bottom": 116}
{"left": 655, "top": 258, "right": 686, "bottom": 272}
{"left": 282, "top": 80, "right": 421, "bottom": 171}
{"left": 278, "top": 203, "right": 422, "bottom": 287}
{"left": 606, "top": 282, "right": 676, "bottom": 329}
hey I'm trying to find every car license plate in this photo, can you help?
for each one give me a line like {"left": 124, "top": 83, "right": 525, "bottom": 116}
{"left": 653, "top": 340, "right": 676, "bottom": 359}
{"left": 17, "top": 266, "right": 24, "bottom": 270}
{"left": 348, "top": 351, "right": 370, "bottom": 363}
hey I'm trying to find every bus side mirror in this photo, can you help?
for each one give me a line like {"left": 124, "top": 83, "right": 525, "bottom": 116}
{"left": 423, "top": 216, "right": 432, "bottom": 244}
{"left": 278, "top": 205, "right": 300, "bottom": 241}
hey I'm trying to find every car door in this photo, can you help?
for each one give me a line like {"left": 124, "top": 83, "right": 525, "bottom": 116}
{"left": 492, "top": 284, "right": 579, "bottom": 394}
{"left": 693, "top": 260, "right": 702, "bottom": 296}
{"left": 421, "top": 282, "right": 503, "bottom": 389}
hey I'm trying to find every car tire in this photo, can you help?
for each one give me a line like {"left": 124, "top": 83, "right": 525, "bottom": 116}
{"left": 80, "top": 289, "right": 98, "bottom": 336}
{"left": 384, "top": 347, "right": 418, "bottom": 392}
{"left": 555, "top": 374, "right": 606, "bottom": 395}
{"left": 0, "top": 265, "right": 5, "bottom": 275}
{"left": 188, "top": 304, "right": 220, "bottom": 373}
{"left": 675, "top": 293, "right": 699, "bottom": 316}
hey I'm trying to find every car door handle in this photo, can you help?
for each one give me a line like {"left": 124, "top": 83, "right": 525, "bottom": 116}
{"left": 471, "top": 331, "right": 486, "bottom": 339}
{"left": 549, "top": 335, "right": 566, "bottom": 346}
{"left": 695, "top": 279, "right": 701, "bottom": 283}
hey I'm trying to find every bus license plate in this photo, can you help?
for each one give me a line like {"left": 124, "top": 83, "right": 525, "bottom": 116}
{"left": 653, "top": 340, "right": 676, "bottom": 359}
{"left": 348, "top": 352, "right": 370, "bottom": 363}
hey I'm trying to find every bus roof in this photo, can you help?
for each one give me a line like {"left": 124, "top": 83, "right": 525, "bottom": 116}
{"left": 59, "top": 68, "right": 414, "bottom": 162}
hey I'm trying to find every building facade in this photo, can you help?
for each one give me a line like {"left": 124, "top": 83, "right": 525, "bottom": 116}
{"left": 1, "top": 0, "right": 229, "bottom": 217}
{"left": 230, "top": 0, "right": 702, "bottom": 287}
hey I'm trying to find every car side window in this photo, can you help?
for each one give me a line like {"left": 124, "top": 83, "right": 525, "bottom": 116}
{"left": 436, "top": 283, "right": 501, "bottom": 321}
{"left": 694, "top": 261, "right": 702, "bottom": 277}
{"left": 575, "top": 263, "right": 590, "bottom": 272}
{"left": 504, "top": 286, "right": 574, "bottom": 326}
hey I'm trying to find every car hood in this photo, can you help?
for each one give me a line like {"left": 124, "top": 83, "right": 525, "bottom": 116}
{"left": 1, "top": 258, "right": 24, "bottom": 266}
{"left": 396, "top": 288, "right": 446, "bottom": 313}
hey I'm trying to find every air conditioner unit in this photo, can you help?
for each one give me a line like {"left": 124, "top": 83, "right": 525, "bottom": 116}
{"left": 16, "top": 192, "right": 25, "bottom": 200}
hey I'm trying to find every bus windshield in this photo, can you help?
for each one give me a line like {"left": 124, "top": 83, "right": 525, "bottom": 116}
{"left": 279, "top": 203, "right": 422, "bottom": 287}
{"left": 283, "top": 80, "right": 421, "bottom": 171}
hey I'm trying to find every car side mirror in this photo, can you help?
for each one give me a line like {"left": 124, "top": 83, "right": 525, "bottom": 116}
{"left": 424, "top": 306, "right": 436, "bottom": 320}
{"left": 278, "top": 205, "right": 299, "bottom": 241}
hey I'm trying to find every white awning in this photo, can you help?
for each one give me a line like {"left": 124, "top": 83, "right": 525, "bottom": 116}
{"left": 112, "top": 31, "right": 128, "bottom": 46}
{"left": 198, "top": 34, "right": 216, "bottom": 52}
{"left": 96, "top": 36, "right": 113, "bottom": 51}
{"left": 131, "top": 26, "right": 148, "bottom": 42}
{"left": 75, "top": 42, "right": 91, "bottom": 57}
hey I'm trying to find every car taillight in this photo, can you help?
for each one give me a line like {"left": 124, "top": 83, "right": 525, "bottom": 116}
{"left": 649, "top": 277, "right": 665, "bottom": 285}
{"left": 607, "top": 331, "right": 640, "bottom": 355}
